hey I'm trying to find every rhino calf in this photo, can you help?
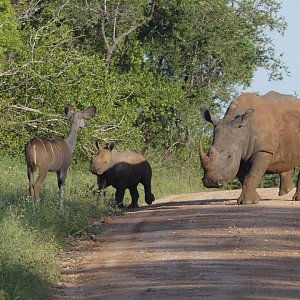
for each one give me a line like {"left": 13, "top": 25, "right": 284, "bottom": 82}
{"left": 200, "top": 91, "right": 300, "bottom": 205}
{"left": 90, "top": 140, "right": 155, "bottom": 208}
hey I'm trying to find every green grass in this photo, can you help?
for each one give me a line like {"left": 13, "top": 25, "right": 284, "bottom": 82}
{"left": 151, "top": 164, "right": 203, "bottom": 199}
{"left": 0, "top": 155, "right": 120, "bottom": 300}
{"left": 0, "top": 210, "right": 59, "bottom": 300}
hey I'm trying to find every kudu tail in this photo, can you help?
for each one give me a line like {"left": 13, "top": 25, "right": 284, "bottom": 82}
{"left": 25, "top": 139, "right": 38, "bottom": 172}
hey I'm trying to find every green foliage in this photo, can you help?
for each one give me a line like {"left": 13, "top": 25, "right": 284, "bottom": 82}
{"left": 0, "top": 0, "right": 24, "bottom": 73}
{"left": 0, "top": 0, "right": 288, "bottom": 163}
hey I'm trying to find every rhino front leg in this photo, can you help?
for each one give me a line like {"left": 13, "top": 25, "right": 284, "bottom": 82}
{"left": 115, "top": 187, "right": 126, "bottom": 209}
{"left": 237, "top": 152, "right": 272, "bottom": 205}
{"left": 279, "top": 169, "right": 294, "bottom": 196}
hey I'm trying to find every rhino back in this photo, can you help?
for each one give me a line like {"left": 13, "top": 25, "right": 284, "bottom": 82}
{"left": 226, "top": 91, "right": 300, "bottom": 171}
{"left": 106, "top": 151, "right": 150, "bottom": 187}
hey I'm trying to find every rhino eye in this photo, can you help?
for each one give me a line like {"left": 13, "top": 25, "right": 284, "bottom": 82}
{"left": 227, "top": 155, "right": 232, "bottom": 159}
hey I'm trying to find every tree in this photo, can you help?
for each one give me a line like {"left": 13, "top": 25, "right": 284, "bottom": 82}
{"left": 97, "top": 0, "right": 156, "bottom": 70}
{"left": 141, "top": 0, "right": 287, "bottom": 98}
{"left": 0, "top": 0, "right": 288, "bottom": 164}
{"left": 0, "top": 0, "right": 24, "bottom": 75}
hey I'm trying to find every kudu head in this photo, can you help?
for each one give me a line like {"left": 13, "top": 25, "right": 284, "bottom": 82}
{"left": 64, "top": 104, "right": 96, "bottom": 154}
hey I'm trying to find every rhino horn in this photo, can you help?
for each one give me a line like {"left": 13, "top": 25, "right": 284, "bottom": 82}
{"left": 209, "top": 145, "right": 219, "bottom": 156}
{"left": 199, "top": 140, "right": 214, "bottom": 172}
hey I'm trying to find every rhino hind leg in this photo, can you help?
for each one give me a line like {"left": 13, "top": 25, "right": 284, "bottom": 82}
{"left": 145, "top": 189, "right": 155, "bottom": 205}
{"left": 141, "top": 165, "right": 155, "bottom": 205}
{"left": 279, "top": 169, "right": 295, "bottom": 196}
{"left": 128, "top": 186, "right": 140, "bottom": 208}
{"left": 292, "top": 170, "right": 300, "bottom": 201}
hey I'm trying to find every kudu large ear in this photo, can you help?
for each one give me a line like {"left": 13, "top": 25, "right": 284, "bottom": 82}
{"left": 65, "top": 104, "right": 75, "bottom": 119}
{"left": 83, "top": 106, "right": 96, "bottom": 118}
{"left": 93, "top": 139, "right": 102, "bottom": 151}
{"left": 232, "top": 109, "right": 254, "bottom": 129}
{"left": 200, "top": 108, "right": 220, "bottom": 126}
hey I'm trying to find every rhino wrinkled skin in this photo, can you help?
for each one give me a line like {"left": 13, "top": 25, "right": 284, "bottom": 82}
{"left": 90, "top": 140, "right": 155, "bottom": 208}
{"left": 200, "top": 91, "right": 300, "bottom": 204}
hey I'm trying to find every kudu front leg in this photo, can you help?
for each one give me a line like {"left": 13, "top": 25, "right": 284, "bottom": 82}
{"left": 57, "top": 170, "right": 67, "bottom": 210}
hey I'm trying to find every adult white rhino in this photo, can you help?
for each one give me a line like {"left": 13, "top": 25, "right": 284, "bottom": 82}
{"left": 200, "top": 91, "right": 300, "bottom": 204}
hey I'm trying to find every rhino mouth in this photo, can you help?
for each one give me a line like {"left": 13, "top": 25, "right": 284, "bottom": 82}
{"left": 89, "top": 166, "right": 101, "bottom": 175}
{"left": 203, "top": 175, "right": 225, "bottom": 188}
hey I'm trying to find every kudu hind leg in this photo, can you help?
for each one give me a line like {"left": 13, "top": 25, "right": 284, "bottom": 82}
{"left": 27, "top": 166, "right": 35, "bottom": 204}
{"left": 57, "top": 170, "right": 67, "bottom": 210}
{"left": 33, "top": 168, "right": 48, "bottom": 206}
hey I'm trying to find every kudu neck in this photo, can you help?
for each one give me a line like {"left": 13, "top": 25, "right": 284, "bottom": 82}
{"left": 64, "top": 121, "right": 79, "bottom": 154}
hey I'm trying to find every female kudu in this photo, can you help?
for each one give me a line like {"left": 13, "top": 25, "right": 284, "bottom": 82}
{"left": 25, "top": 104, "right": 96, "bottom": 210}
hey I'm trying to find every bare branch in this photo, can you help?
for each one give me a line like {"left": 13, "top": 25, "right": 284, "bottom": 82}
{"left": 101, "top": 0, "right": 157, "bottom": 69}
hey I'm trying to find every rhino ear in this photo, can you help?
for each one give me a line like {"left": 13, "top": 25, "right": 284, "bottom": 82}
{"left": 232, "top": 109, "right": 254, "bottom": 128}
{"left": 93, "top": 139, "right": 102, "bottom": 151}
{"left": 108, "top": 141, "right": 115, "bottom": 151}
{"left": 200, "top": 108, "right": 220, "bottom": 126}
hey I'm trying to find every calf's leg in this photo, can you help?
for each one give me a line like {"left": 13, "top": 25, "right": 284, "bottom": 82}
{"left": 115, "top": 184, "right": 126, "bottom": 208}
{"left": 128, "top": 186, "right": 140, "bottom": 208}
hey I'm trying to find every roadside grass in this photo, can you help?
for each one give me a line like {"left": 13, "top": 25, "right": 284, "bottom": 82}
{"left": 151, "top": 164, "right": 203, "bottom": 199}
{"left": 0, "top": 154, "right": 204, "bottom": 299}
{"left": 0, "top": 155, "right": 120, "bottom": 300}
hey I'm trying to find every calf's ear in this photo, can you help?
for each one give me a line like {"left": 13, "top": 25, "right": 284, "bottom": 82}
{"left": 93, "top": 139, "right": 101, "bottom": 151}
{"left": 200, "top": 108, "right": 220, "bottom": 126}
{"left": 108, "top": 141, "right": 116, "bottom": 151}
{"left": 232, "top": 109, "right": 254, "bottom": 128}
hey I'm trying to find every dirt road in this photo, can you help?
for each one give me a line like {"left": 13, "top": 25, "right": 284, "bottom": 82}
{"left": 54, "top": 188, "right": 300, "bottom": 300}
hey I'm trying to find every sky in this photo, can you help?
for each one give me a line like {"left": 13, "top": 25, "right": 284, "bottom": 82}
{"left": 245, "top": 1, "right": 300, "bottom": 96}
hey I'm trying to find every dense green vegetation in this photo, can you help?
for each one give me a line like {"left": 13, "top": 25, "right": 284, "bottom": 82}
{"left": 1, "top": 0, "right": 287, "bottom": 160}
{"left": 0, "top": 0, "right": 288, "bottom": 298}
